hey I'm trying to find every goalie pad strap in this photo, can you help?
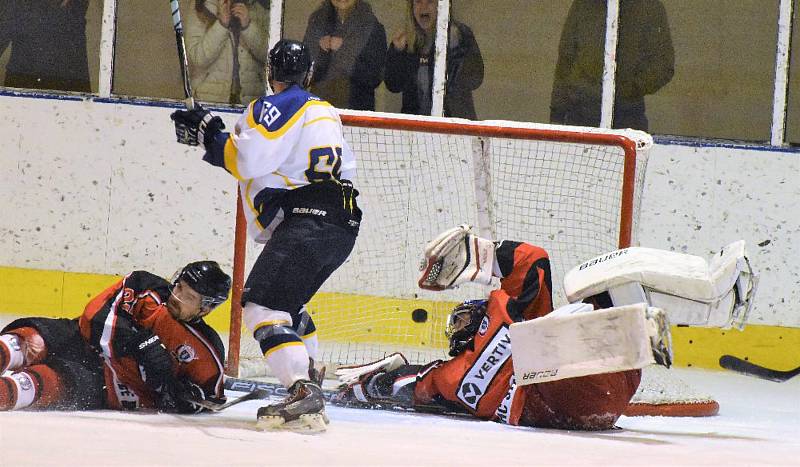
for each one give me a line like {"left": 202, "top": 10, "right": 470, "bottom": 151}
{"left": 510, "top": 303, "right": 662, "bottom": 386}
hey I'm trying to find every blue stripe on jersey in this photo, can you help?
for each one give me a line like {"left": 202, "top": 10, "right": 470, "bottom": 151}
{"left": 254, "top": 186, "right": 288, "bottom": 229}
{"left": 251, "top": 85, "right": 324, "bottom": 133}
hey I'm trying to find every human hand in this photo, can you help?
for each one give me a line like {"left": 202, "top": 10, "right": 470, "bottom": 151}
{"left": 217, "top": 0, "right": 231, "bottom": 28}
{"left": 158, "top": 378, "right": 206, "bottom": 414}
{"left": 231, "top": 2, "right": 250, "bottom": 30}
{"left": 170, "top": 105, "right": 225, "bottom": 147}
{"left": 319, "top": 35, "right": 332, "bottom": 52}
{"left": 329, "top": 36, "right": 343, "bottom": 51}
{"left": 392, "top": 30, "right": 407, "bottom": 50}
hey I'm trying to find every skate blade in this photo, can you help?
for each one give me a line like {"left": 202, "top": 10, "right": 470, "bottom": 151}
{"left": 257, "top": 413, "right": 328, "bottom": 433}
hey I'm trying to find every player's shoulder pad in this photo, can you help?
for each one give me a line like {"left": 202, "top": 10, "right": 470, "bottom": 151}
{"left": 124, "top": 270, "right": 172, "bottom": 302}
{"left": 191, "top": 319, "right": 227, "bottom": 361}
{"left": 249, "top": 85, "right": 333, "bottom": 134}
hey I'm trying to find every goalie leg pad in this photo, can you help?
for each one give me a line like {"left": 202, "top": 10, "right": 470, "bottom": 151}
{"left": 564, "top": 241, "right": 757, "bottom": 330}
{"left": 334, "top": 353, "right": 409, "bottom": 386}
{"left": 510, "top": 303, "right": 671, "bottom": 386}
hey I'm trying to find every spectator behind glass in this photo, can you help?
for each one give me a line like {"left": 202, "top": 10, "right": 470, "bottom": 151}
{"left": 184, "top": 0, "right": 268, "bottom": 105}
{"left": 303, "top": 0, "right": 387, "bottom": 111}
{"left": 0, "top": 0, "right": 90, "bottom": 92}
{"left": 385, "top": 0, "right": 483, "bottom": 120}
{"left": 550, "top": 0, "right": 674, "bottom": 131}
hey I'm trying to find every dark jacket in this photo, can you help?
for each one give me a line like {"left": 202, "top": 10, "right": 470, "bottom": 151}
{"left": 550, "top": 0, "right": 674, "bottom": 130}
{"left": 303, "top": 0, "right": 387, "bottom": 111}
{"left": 0, "top": 0, "right": 90, "bottom": 92}
{"left": 385, "top": 21, "right": 483, "bottom": 120}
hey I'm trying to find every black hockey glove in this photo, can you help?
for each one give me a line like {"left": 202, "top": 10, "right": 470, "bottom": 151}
{"left": 170, "top": 105, "right": 225, "bottom": 147}
{"left": 123, "top": 330, "right": 174, "bottom": 393}
{"left": 157, "top": 378, "right": 207, "bottom": 414}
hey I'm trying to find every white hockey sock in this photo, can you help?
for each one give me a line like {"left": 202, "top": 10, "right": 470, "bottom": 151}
{"left": 1, "top": 372, "right": 37, "bottom": 410}
{"left": 0, "top": 334, "right": 25, "bottom": 373}
{"left": 303, "top": 333, "right": 319, "bottom": 361}
{"left": 265, "top": 344, "right": 312, "bottom": 388}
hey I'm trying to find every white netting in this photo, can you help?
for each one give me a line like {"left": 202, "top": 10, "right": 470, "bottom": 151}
{"left": 234, "top": 114, "right": 651, "bottom": 374}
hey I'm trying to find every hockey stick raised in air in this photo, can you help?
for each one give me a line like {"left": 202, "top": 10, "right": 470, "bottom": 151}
{"left": 719, "top": 355, "right": 800, "bottom": 382}
{"left": 193, "top": 389, "right": 270, "bottom": 412}
{"left": 168, "top": 0, "right": 195, "bottom": 109}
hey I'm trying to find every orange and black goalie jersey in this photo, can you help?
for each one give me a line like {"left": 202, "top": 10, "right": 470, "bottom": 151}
{"left": 413, "top": 241, "right": 553, "bottom": 425}
{"left": 78, "top": 271, "right": 226, "bottom": 410}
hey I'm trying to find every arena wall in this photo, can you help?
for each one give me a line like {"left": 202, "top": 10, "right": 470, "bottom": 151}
{"left": 1, "top": 92, "right": 798, "bottom": 369}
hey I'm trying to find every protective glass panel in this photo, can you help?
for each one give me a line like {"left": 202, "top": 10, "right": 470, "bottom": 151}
{"left": 113, "top": 0, "right": 269, "bottom": 105}
{"left": 0, "top": 0, "right": 103, "bottom": 93}
{"left": 281, "top": 1, "right": 408, "bottom": 114}
{"left": 786, "top": 0, "right": 800, "bottom": 145}
{"left": 540, "top": 0, "right": 612, "bottom": 128}
{"left": 644, "top": 0, "right": 778, "bottom": 140}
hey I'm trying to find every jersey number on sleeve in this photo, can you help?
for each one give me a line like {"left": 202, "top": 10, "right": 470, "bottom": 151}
{"left": 306, "top": 146, "right": 342, "bottom": 182}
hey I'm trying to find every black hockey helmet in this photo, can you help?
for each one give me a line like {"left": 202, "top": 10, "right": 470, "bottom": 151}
{"left": 172, "top": 261, "right": 232, "bottom": 311}
{"left": 445, "top": 299, "right": 488, "bottom": 356}
{"left": 267, "top": 39, "right": 314, "bottom": 89}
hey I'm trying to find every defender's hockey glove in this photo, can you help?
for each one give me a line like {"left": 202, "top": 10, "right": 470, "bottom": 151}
{"left": 122, "top": 330, "right": 174, "bottom": 394}
{"left": 158, "top": 378, "right": 207, "bottom": 414}
{"left": 170, "top": 105, "right": 225, "bottom": 147}
{"left": 418, "top": 224, "right": 495, "bottom": 291}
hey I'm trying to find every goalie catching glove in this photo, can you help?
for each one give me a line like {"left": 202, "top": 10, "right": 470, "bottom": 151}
{"left": 418, "top": 225, "right": 496, "bottom": 291}
{"left": 170, "top": 105, "right": 225, "bottom": 147}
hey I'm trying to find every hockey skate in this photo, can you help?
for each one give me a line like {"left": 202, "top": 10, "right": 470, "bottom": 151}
{"left": 646, "top": 307, "right": 673, "bottom": 368}
{"left": 256, "top": 379, "right": 328, "bottom": 433}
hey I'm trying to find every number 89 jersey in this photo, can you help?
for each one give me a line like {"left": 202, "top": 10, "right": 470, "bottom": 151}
{"left": 217, "top": 85, "right": 357, "bottom": 243}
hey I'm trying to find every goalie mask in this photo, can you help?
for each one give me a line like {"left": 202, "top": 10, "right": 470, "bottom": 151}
{"left": 169, "top": 261, "right": 232, "bottom": 322}
{"left": 445, "top": 299, "right": 488, "bottom": 357}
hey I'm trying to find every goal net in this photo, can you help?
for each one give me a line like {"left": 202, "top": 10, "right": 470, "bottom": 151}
{"left": 226, "top": 112, "right": 717, "bottom": 417}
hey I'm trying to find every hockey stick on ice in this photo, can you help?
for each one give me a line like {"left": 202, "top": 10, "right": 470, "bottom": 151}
{"left": 223, "top": 376, "right": 472, "bottom": 417}
{"left": 224, "top": 376, "right": 294, "bottom": 399}
{"left": 719, "top": 355, "right": 800, "bottom": 382}
{"left": 192, "top": 388, "right": 270, "bottom": 412}
{"left": 168, "top": 0, "right": 195, "bottom": 110}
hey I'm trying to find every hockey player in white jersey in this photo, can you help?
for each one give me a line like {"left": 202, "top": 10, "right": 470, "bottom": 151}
{"left": 170, "top": 39, "right": 361, "bottom": 432}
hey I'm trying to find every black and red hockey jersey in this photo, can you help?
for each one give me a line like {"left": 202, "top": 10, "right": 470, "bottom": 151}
{"left": 413, "top": 241, "right": 554, "bottom": 425}
{"left": 78, "top": 271, "right": 226, "bottom": 410}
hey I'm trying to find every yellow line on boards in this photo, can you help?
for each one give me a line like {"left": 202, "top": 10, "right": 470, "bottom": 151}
{"left": 1, "top": 266, "right": 798, "bottom": 371}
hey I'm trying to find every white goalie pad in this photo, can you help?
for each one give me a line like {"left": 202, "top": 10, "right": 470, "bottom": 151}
{"left": 334, "top": 353, "right": 409, "bottom": 386}
{"left": 563, "top": 241, "right": 758, "bottom": 330}
{"left": 510, "top": 303, "right": 670, "bottom": 386}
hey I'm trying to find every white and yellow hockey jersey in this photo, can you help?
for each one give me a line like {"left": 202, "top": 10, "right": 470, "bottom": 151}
{"left": 204, "top": 85, "right": 358, "bottom": 242}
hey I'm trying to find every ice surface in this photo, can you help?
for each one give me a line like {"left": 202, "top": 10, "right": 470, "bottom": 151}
{"left": 1, "top": 367, "right": 798, "bottom": 466}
